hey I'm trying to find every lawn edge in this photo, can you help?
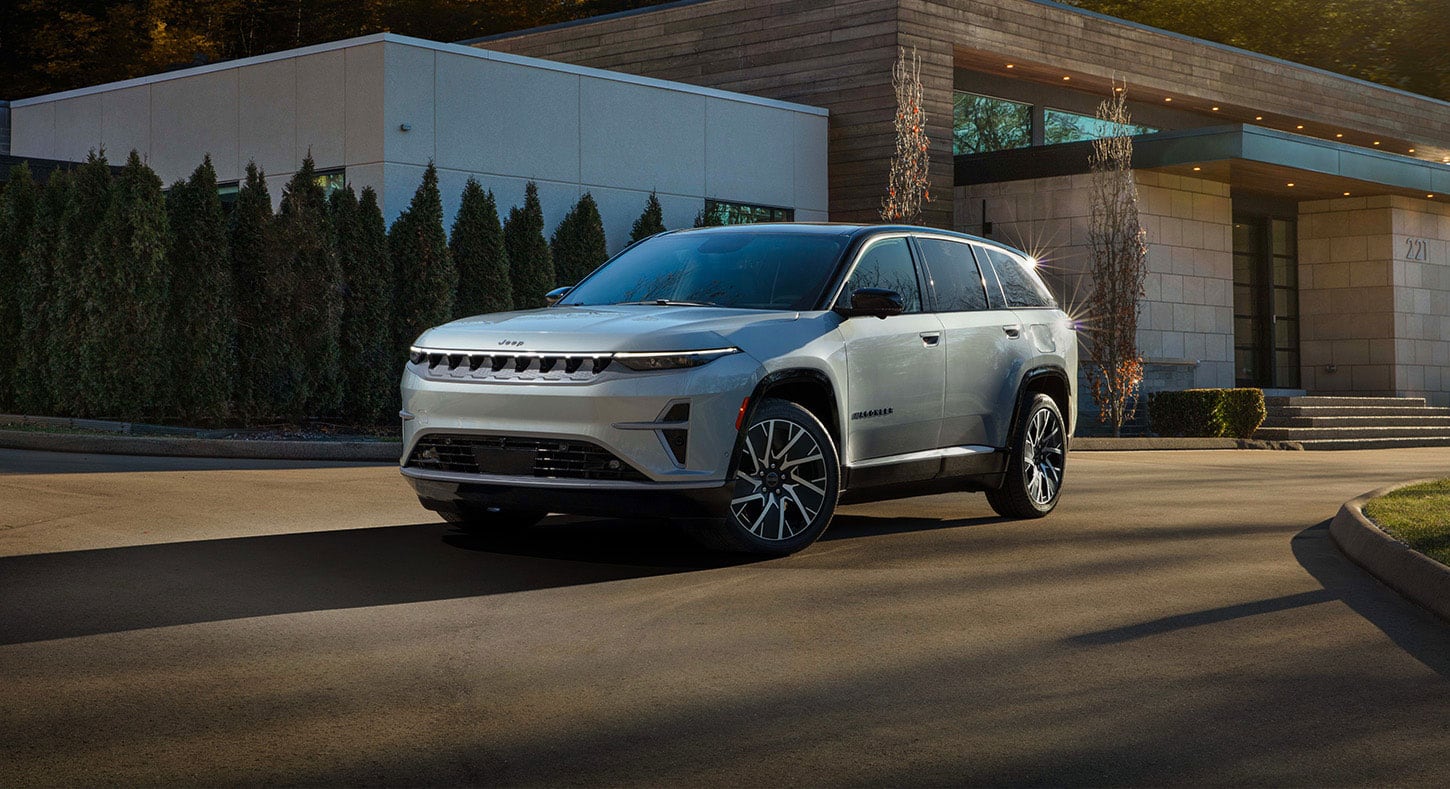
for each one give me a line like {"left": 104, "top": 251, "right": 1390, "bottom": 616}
{"left": 0, "top": 428, "right": 400, "bottom": 462}
{"left": 1330, "top": 479, "right": 1450, "bottom": 624}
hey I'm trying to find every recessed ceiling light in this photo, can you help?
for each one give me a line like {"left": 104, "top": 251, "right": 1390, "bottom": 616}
{"left": 1255, "top": 115, "right": 1263, "bottom": 121}
{"left": 1192, "top": 166, "right": 1202, "bottom": 171}
{"left": 1212, "top": 106, "right": 1220, "bottom": 111}
{"left": 1374, "top": 141, "right": 1381, "bottom": 145}
{"left": 1164, "top": 97, "right": 1173, "bottom": 102}
{"left": 1343, "top": 192, "right": 1351, "bottom": 196}
{"left": 1062, "top": 75, "right": 1071, "bottom": 81}
{"left": 1336, "top": 133, "right": 1344, "bottom": 138}
{"left": 1296, "top": 124, "right": 1305, "bottom": 130}
{"left": 1006, "top": 63, "right": 1015, "bottom": 68}
{"left": 1287, "top": 182, "right": 1295, "bottom": 187}
{"left": 1114, "top": 86, "right": 1124, "bottom": 92}
{"left": 1408, "top": 148, "right": 1416, "bottom": 153}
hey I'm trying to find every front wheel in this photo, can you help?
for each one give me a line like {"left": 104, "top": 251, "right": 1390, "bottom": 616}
{"left": 986, "top": 392, "right": 1067, "bottom": 519}
{"left": 682, "top": 398, "right": 840, "bottom": 555}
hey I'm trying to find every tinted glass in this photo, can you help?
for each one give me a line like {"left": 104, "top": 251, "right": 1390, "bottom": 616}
{"left": 915, "top": 238, "right": 989, "bottom": 312}
{"left": 838, "top": 237, "right": 922, "bottom": 313}
{"left": 953, "top": 91, "right": 1032, "bottom": 155}
{"left": 560, "top": 231, "right": 846, "bottom": 310}
{"left": 1043, "top": 108, "right": 1157, "bottom": 145}
{"left": 981, "top": 247, "right": 1055, "bottom": 308}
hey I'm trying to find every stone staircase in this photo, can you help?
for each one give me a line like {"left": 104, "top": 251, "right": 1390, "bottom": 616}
{"left": 1254, "top": 395, "right": 1450, "bottom": 450}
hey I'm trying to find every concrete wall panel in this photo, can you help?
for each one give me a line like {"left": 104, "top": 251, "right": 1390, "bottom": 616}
{"left": 296, "top": 50, "right": 347, "bottom": 169}
{"left": 345, "top": 43, "right": 386, "bottom": 166}
{"left": 100, "top": 85, "right": 151, "bottom": 163}
{"left": 52, "top": 95, "right": 103, "bottom": 161}
{"left": 238, "top": 58, "right": 296, "bottom": 177}
{"left": 580, "top": 77, "right": 704, "bottom": 197}
{"left": 150, "top": 71, "right": 240, "bottom": 183}
{"left": 794, "top": 113, "right": 830, "bottom": 213}
{"left": 10, "top": 102, "right": 55, "bottom": 160}
{"left": 706, "top": 98, "right": 795, "bottom": 209}
{"left": 435, "top": 52, "right": 581, "bottom": 183}
{"left": 383, "top": 43, "right": 436, "bottom": 166}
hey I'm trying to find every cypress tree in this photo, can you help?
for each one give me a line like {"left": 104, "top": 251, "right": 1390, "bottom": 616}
{"left": 14, "top": 170, "right": 77, "bottom": 415}
{"left": 693, "top": 203, "right": 724, "bottom": 227}
{"left": 629, "top": 191, "right": 667, "bottom": 244}
{"left": 550, "top": 191, "right": 608, "bottom": 288}
{"left": 391, "top": 162, "right": 456, "bottom": 353}
{"left": 166, "top": 156, "right": 236, "bottom": 424}
{"left": 450, "top": 178, "right": 512, "bottom": 316}
{"left": 266, "top": 154, "right": 343, "bottom": 420}
{"left": 0, "top": 164, "right": 40, "bottom": 410}
{"left": 77, "top": 150, "right": 170, "bottom": 420}
{"left": 334, "top": 186, "right": 395, "bottom": 424}
{"left": 51, "top": 152, "right": 113, "bottom": 416}
{"left": 231, "top": 161, "right": 273, "bottom": 422}
{"left": 502, "top": 181, "right": 554, "bottom": 309}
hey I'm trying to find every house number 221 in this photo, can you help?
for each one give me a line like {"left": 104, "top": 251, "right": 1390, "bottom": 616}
{"left": 1404, "top": 237, "right": 1429, "bottom": 261}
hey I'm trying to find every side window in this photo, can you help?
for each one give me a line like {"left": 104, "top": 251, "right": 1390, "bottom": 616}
{"left": 838, "top": 237, "right": 923, "bottom": 313}
{"left": 981, "top": 247, "right": 1056, "bottom": 308}
{"left": 915, "top": 238, "right": 989, "bottom": 312}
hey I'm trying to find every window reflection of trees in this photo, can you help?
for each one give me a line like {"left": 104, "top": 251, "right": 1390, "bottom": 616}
{"left": 1043, "top": 109, "right": 1156, "bottom": 145}
{"left": 843, "top": 240, "right": 922, "bottom": 312}
{"left": 953, "top": 92, "right": 1031, "bottom": 155}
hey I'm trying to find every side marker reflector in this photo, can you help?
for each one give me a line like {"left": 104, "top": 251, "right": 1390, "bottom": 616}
{"left": 735, "top": 397, "right": 750, "bottom": 431}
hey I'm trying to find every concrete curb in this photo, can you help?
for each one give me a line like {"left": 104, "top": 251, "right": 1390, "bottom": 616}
{"left": 0, "top": 429, "right": 400, "bottom": 462}
{"left": 1073, "top": 437, "right": 1301, "bottom": 451}
{"left": 1330, "top": 480, "right": 1450, "bottom": 623}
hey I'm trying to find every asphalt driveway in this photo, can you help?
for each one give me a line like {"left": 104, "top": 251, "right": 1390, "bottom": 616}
{"left": 2, "top": 447, "right": 1448, "bottom": 786}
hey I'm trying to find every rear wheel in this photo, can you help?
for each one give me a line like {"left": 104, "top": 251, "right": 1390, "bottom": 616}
{"left": 986, "top": 392, "right": 1066, "bottom": 519}
{"left": 683, "top": 398, "right": 840, "bottom": 555}
{"left": 439, "top": 504, "right": 546, "bottom": 533}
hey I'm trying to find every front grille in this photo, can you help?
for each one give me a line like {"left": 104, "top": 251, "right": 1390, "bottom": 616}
{"left": 413, "top": 352, "right": 613, "bottom": 383}
{"left": 406, "top": 434, "right": 648, "bottom": 481}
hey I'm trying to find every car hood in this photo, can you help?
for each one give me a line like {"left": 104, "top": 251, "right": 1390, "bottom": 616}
{"left": 414, "top": 305, "right": 807, "bottom": 354}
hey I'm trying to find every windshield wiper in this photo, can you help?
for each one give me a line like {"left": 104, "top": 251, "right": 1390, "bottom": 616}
{"left": 617, "top": 299, "right": 722, "bottom": 307}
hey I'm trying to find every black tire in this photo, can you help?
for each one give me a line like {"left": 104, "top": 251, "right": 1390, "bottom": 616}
{"left": 986, "top": 392, "right": 1067, "bottom": 519}
{"left": 439, "top": 504, "right": 546, "bottom": 533}
{"left": 682, "top": 398, "right": 840, "bottom": 556}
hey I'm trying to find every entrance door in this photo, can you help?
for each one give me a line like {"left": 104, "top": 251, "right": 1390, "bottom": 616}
{"left": 1233, "top": 215, "right": 1300, "bottom": 388}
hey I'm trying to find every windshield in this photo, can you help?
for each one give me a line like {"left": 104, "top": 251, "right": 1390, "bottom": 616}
{"left": 559, "top": 231, "right": 848, "bottom": 310}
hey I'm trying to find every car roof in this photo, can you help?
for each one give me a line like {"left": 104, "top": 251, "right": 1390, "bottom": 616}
{"left": 662, "top": 222, "right": 1025, "bottom": 256}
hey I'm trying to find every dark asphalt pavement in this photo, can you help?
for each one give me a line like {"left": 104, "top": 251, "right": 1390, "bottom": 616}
{"left": 2, "top": 446, "right": 1448, "bottom": 786}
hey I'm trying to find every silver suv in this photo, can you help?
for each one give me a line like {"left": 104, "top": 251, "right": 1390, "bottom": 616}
{"left": 401, "top": 224, "right": 1076, "bottom": 555}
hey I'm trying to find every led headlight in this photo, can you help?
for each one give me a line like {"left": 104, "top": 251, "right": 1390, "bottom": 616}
{"left": 409, "top": 347, "right": 427, "bottom": 364}
{"left": 613, "top": 347, "right": 739, "bottom": 371}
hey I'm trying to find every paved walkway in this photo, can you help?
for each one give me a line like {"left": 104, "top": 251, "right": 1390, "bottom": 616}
{"left": 2, "top": 447, "right": 1448, "bottom": 785}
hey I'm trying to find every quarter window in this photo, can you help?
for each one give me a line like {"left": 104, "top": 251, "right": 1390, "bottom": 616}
{"left": 839, "top": 237, "right": 922, "bottom": 313}
{"left": 980, "top": 247, "right": 1056, "bottom": 308}
{"left": 915, "top": 238, "right": 989, "bottom": 311}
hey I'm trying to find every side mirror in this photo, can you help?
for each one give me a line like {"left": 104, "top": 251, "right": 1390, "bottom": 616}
{"left": 545, "top": 286, "right": 572, "bottom": 306}
{"left": 836, "top": 287, "right": 904, "bottom": 319}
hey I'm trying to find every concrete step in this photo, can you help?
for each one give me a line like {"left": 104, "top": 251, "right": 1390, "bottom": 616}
{"left": 1254, "top": 425, "right": 1450, "bottom": 440}
{"left": 1294, "top": 436, "right": 1450, "bottom": 450}
{"left": 1263, "top": 395, "right": 1428, "bottom": 408}
{"left": 1268, "top": 405, "right": 1450, "bottom": 418}
{"left": 1262, "top": 415, "right": 1450, "bottom": 428}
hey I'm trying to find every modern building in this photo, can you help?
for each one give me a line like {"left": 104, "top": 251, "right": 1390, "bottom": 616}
{"left": 3, "top": 34, "right": 829, "bottom": 253}
{"left": 479, "top": 0, "right": 1450, "bottom": 409}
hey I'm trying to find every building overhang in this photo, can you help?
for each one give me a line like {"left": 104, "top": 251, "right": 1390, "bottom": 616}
{"left": 955, "top": 124, "right": 1450, "bottom": 202}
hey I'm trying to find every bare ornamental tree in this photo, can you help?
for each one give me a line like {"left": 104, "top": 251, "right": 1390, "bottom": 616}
{"left": 881, "top": 47, "right": 930, "bottom": 223}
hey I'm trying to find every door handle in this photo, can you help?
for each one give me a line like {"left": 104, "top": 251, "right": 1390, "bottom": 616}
{"left": 919, "top": 331, "right": 941, "bottom": 346}
{"left": 1002, "top": 324, "right": 1022, "bottom": 338}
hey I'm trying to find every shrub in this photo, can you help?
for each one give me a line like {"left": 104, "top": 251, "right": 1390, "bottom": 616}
{"left": 334, "top": 186, "right": 396, "bottom": 424}
{"left": 503, "top": 181, "right": 554, "bottom": 309}
{"left": 14, "top": 169, "right": 77, "bottom": 414}
{"left": 450, "top": 178, "right": 511, "bottom": 316}
{"left": 550, "top": 191, "right": 607, "bottom": 288}
{"left": 265, "top": 155, "right": 344, "bottom": 420}
{"left": 76, "top": 150, "right": 170, "bottom": 420}
{"left": 0, "top": 163, "right": 40, "bottom": 410}
{"left": 231, "top": 161, "right": 274, "bottom": 422}
{"left": 50, "top": 151, "right": 113, "bottom": 416}
{"left": 1148, "top": 388, "right": 1267, "bottom": 438}
{"left": 166, "top": 156, "right": 236, "bottom": 424}
{"left": 629, "top": 191, "right": 666, "bottom": 244}
{"left": 391, "top": 162, "right": 457, "bottom": 354}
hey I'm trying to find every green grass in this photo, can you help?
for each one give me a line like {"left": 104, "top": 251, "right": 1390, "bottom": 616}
{"left": 1362, "top": 478, "right": 1450, "bottom": 566}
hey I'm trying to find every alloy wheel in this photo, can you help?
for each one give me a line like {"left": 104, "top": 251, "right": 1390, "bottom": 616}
{"left": 730, "top": 418, "right": 830, "bottom": 541}
{"left": 1021, "top": 406, "right": 1065, "bottom": 506}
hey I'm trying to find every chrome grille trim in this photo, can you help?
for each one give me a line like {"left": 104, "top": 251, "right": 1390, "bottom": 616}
{"left": 411, "top": 350, "right": 614, "bottom": 383}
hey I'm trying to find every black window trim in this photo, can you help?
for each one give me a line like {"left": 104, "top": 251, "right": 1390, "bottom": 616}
{"left": 908, "top": 233, "right": 994, "bottom": 314}
{"left": 972, "top": 242, "right": 1057, "bottom": 309}
{"left": 827, "top": 232, "right": 929, "bottom": 314}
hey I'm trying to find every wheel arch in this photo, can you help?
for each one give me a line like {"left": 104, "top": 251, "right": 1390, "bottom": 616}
{"left": 1011, "top": 365, "right": 1073, "bottom": 442}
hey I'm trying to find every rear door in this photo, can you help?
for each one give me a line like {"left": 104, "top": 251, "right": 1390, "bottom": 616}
{"left": 915, "top": 236, "right": 1022, "bottom": 449}
{"left": 833, "top": 235, "right": 945, "bottom": 465}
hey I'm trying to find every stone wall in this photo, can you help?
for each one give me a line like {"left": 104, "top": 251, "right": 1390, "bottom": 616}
{"left": 1298, "top": 195, "right": 1450, "bottom": 406}
{"left": 955, "top": 169, "right": 1234, "bottom": 392}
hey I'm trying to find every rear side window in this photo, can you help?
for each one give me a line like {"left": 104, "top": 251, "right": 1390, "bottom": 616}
{"left": 839, "top": 237, "right": 923, "bottom": 313}
{"left": 915, "top": 238, "right": 989, "bottom": 312}
{"left": 980, "top": 246, "right": 1056, "bottom": 308}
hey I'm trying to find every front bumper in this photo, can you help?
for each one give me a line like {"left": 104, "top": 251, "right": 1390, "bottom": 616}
{"left": 399, "top": 351, "right": 759, "bottom": 492}
{"left": 405, "top": 472, "right": 732, "bottom": 520}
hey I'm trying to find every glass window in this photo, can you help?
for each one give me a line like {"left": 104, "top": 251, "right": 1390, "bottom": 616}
{"left": 980, "top": 247, "right": 1055, "bottom": 308}
{"left": 560, "top": 230, "right": 846, "bottom": 311}
{"left": 216, "top": 181, "right": 239, "bottom": 213}
{"left": 915, "top": 238, "right": 988, "bottom": 311}
{"left": 953, "top": 91, "right": 1032, "bottom": 155}
{"left": 314, "top": 169, "right": 346, "bottom": 199}
{"left": 1043, "top": 108, "right": 1157, "bottom": 145}
{"left": 839, "top": 237, "right": 922, "bottom": 313}
{"left": 698, "top": 199, "right": 793, "bottom": 226}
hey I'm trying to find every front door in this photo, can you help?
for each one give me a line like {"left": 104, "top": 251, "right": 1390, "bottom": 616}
{"left": 1233, "top": 215, "right": 1300, "bottom": 388}
{"left": 834, "top": 236, "right": 945, "bottom": 465}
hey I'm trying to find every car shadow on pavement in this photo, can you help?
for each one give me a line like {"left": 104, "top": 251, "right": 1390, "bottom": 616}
{"left": 0, "top": 517, "right": 752, "bottom": 647}
{"left": 1291, "top": 519, "right": 1450, "bottom": 678}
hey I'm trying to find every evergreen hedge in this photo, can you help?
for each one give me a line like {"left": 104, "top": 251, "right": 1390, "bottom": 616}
{"left": 1148, "top": 388, "right": 1267, "bottom": 438}
{"left": 166, "top": 156, "right": 236, "bottom": 424}
{"left": 629, "top": 191, "right": 666, "bottom": 244}
{"left": 550, "top": 191, "right": 608, "bottom": 288}
{"left": 52, "top": 152, "right": 114, "bottom": 416}
{"left": 334, "top": 186, "right": 396, "bottom": 424}
{"left": 391, "top": 162, "right": 457, "bottom": 354}
{"left": 0, "top": 164, "right": 40, "bottom": 410}
{"left": 503, "top": 182, "right": 555, "bottom": 309}
{"left": 231, "top": 161, "right": 273, "bottom": 422}
{"left": 13, "top": 169, "right": 76, "bottom": 414}
{"left": 451, "top": 178, "right": 512, "bottom": 316}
